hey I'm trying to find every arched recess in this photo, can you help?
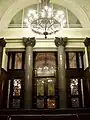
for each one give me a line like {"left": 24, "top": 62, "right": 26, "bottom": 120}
{"left": 0, "top": 0, "right": 90, "bottom": 30}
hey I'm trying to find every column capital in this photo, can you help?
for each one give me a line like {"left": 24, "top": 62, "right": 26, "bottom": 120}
{"left": 84, "top": 37, "right": 90, "bottom": 46}
{"left": 0, "top": 38, "right": 6, "bottom": 47}
{"left": 23, "top": 37, "right": 36, "bottom": 47}
{"left": 54, "top": 37, "right": 67, "bottom": 47}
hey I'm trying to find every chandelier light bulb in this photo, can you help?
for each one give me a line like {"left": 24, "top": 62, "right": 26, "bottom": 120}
{"left": 55, "top": 14, "right": 59, "bottom": 19}
{"left": 41, "top": 11, "right": 45, "bottom": 18}
{"left": 29, "top": 10, "right": 32, "bottom": 14}
{"left": 59, "top": 18, "right": 63, "bottom": 22}
{"left": 48, "top": 8, "right": 52, "bottom": 12}
{"left": 32, "top": 10, "right": 36, "bottom": 14}
{"left": 63, "top": 19, "right": 66, "bottom": 23}
{"left": 34, "top": 14, "right": 38, "bottom": 19}
{"left": 44, "top": 6, "right": 48, "bottom": 10}
{"left": 27, "top": 13, "right": 31, "bottom": 17}
{"left": 24, "top": 18, "right": 28, "bottom": 23}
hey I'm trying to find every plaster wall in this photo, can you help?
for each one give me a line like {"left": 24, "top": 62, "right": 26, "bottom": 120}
{"left": 0, "top": 28, "right": 90, "bottom": 39}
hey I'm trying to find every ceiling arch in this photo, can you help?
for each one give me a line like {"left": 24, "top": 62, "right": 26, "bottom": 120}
{"left": 0, "top": 0, "right": 90, "bottom": 30}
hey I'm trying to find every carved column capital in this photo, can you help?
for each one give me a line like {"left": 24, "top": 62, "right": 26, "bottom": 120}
{"left": 84, "top": 37, "right": 90, "bottom": 47}
{"left": 0, "top": 38, "right": 6, "bottom": 47}
{"left": 23, "top": 37, "right": 36, "bottom": 47}
{"left": 54, "top": 37, "right": 67, "bottom": 47}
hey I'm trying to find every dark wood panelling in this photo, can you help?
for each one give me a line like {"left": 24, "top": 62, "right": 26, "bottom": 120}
{"left": 0, "top": 68, "right": 8, "bottom": 108}
{"left": 84, "top": 67, "right": 90, "bottom": 107}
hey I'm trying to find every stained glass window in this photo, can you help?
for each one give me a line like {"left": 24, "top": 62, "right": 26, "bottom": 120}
{"left": 13, "top": 79, "right": 21, "bottom": 96}
{"left": 70, "top": 78, "right": 78, "bottom": 95}
{"left": 10, "top": 79, "right": 22, "bottom": 108}
{"left": 71, "top": 98, "right": 79, "bottom": 107}
{"left": 14, "top": 53, "right": 22, "bottom": 69}
{"left": 68, "top": 53, "right": 77, "bottom": 68}
{"left": 47, "top": 98, "right": 56, "bottom": 108}
{"left": 12, "top": 99, "right": 20, "bottom": 108}
{"left": 37, "top": 79, "right": 44, "bottom": 96}
{"left": 34, "top": 53, "right": 56, "bottom": 77}
{"left": 48, "top": 78, "right": 55, "bottom": 96}
{"left": 37, "top": 98, "right": 44, "bottom": 108}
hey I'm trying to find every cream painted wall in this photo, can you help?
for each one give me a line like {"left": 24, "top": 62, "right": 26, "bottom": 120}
{"left": 0, "top": 28, "right": 90, "bottom": 39}
{"left": 2, "top": 47, "right": 8, "bottom": 71}
{"left": 83, "top": 47, "right": 89, "bottom": 69}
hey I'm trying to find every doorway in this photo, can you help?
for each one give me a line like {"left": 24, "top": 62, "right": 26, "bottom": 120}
{"left": 33, "top": 52, "right": 59, "bottom": 109}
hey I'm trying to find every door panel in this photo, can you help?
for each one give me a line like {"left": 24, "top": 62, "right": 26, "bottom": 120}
{"left": 33, "top": 52, "right": 58, "bottom": 109}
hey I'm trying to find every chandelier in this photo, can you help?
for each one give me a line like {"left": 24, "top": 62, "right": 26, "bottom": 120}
{"left": 24, "top": 0, "right": 66, "bottom": 38}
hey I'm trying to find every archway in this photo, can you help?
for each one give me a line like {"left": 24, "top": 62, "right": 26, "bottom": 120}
{"left": 0, "top": 0, "right": 90, "bottom": 30}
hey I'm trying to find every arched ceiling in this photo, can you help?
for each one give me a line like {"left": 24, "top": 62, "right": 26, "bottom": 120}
{"left": 0, "top": 0, "right": 90, "bottom": 30}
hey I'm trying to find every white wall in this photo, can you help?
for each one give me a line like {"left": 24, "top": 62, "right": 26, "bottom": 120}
{"left": 0, "top": 28, "right": 90, "bottom": 39}
{"left": 2, "top": 47, "right": 8, "bottom": 71}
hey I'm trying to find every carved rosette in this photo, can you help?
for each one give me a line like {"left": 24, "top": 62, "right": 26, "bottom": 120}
{"left": 84, "top": 37, "right": 90, "bottom": 46}
{"left": 54, "top": 37, "right": 67, "bottom": 47}
{"left": 0, "top": 38, "right": 6, "bottom": 47}
{"left": 23, "top": 37, "right": 36, "bottom": 47}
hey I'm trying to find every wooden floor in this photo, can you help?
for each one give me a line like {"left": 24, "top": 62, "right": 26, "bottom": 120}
{"left": 0, "top": 108, "right": 90, "bottom": 120}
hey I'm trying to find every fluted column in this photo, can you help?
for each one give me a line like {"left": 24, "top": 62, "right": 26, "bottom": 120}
{"left": 23, "top": 37, "right": 36, "bottom": 109}
{"left": 55, "top": 37, "right": 67, "bottom": 108}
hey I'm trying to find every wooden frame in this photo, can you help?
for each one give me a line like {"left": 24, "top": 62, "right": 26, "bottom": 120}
{"left": 32, "top": 52, "right": 59, "bottom": 109}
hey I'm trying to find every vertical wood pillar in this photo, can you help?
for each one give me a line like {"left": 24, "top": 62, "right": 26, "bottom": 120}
{"left": 0, "top": 38, "right": 6, "bottom": 108}
{"left": 84, "top": 37, "right": 90, "bottom": 107}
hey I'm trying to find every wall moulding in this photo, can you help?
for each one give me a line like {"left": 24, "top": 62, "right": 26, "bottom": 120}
{"left": 0, "top": 28, "right": 90, "bottom": 39}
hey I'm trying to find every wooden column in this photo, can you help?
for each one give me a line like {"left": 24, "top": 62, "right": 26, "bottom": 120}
{"left": 84, "top": 37, "right": 90, "bottom": 107}
{"left": 0, "top": 38, "right": 6, "bottom": 108}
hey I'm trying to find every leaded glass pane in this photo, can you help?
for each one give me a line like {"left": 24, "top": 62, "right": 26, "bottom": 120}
{"left": 37, "top": 79, "right": 44, "bottom": 96}
{"left": 71, "top": 98, "right": 79, "bottom": 107}
{"left": 70, "top": 78, "right": 78, "bottom": 95}
{"left": 13, "top": 79, "right": 21, "bottom": 96}
{"left": 14, "top": 53, "right": 22, "bottom": 69}
{"left": 48, "top": 78, "right": 55, "bottom": 96}
{"left": 37, "top": 98, "right": 44, "bottom": 108}
{"left": 69, "top": 53, "right": 77, "bottom": 68}
{"left": 34, "top": 53, "right": 56, "bottom": 76}
{"left": 12, "top": 99, "right": 20, "bottom": 108}
{"left": 47, "top": 98, "right": 56, "bottom": 108}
